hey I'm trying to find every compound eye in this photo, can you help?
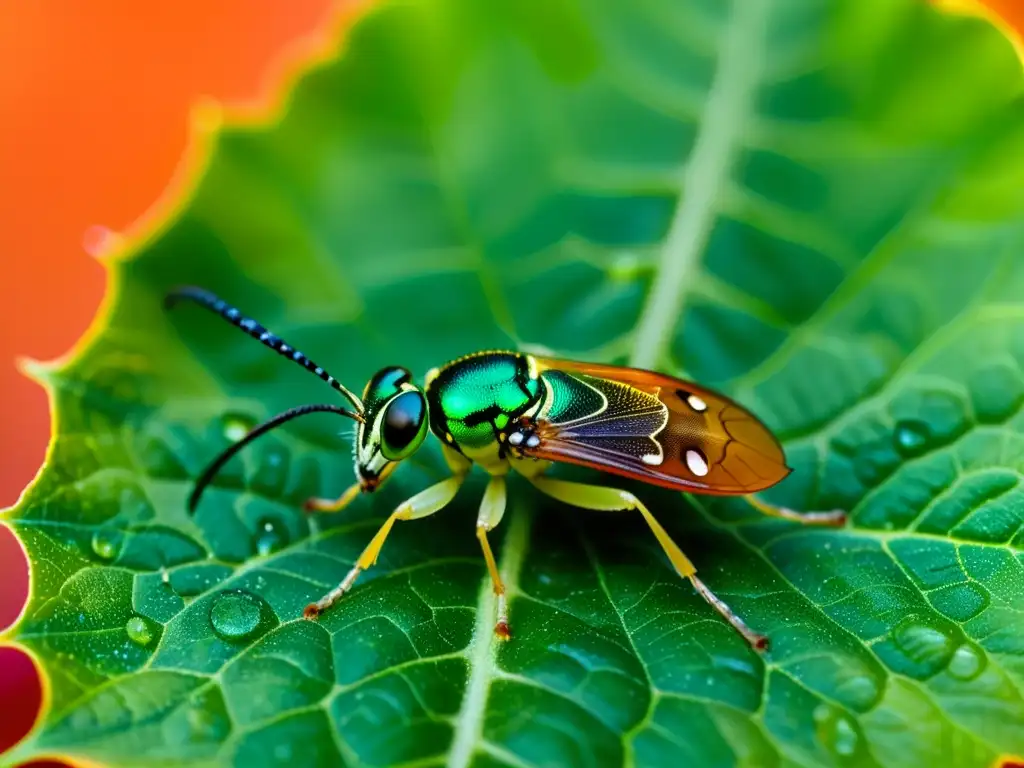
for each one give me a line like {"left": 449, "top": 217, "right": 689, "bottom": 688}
{"left": 380, "top": 391, "right": 427, "bottom": 460}
{"left": 363, "top": 366, "right": 413, "bottom": 408}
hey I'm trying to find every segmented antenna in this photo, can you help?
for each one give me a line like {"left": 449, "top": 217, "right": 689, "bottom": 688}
{"left": 165, "top": 286, "right": 364, "bottom": 412}
{"left": 187, "top": 403, "right": 361, "bottom": 513}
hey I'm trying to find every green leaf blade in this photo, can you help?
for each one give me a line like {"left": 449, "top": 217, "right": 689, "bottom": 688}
{"left": 4, "top": 0, "right": 1024, "bottom": 766}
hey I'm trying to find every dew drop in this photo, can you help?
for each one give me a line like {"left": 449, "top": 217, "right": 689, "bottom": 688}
{"left": 814, "top": 705, "right": 860, "bottom": 759}
{"left": 947, "top": 643, "right": 986, "bottom": 681}
{"left": 832, "top": 716, "right": 858, "bottom": 756}
{"left": 221, "top": 413, "right": 256, "bottom": 443}
{"left": 125, "top": 616, "right": 154, "bottom": 647}
{"left": 893, "top": 420, "right": 930, "bottom": 457}
{"left": 892, "top": 616, "right": 956, "bottom": 673}
{"left": 254, "top": 518, "right": 288, "bottom": 557}
{"left": 835, "top": 670, "right": 883, "bottom": 711}
{"left": 209, "top": 590, "right": 266, "bottom": 642}
{"left": 608, "top": 253, "right": 643, "bottom": 282}
{"left": 90, "top": 529, "right": 123, "bottom": 561}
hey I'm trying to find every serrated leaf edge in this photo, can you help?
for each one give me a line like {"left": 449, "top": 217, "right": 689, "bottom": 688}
{"left": 0, "top": 4, "right": 376, "bottom": 766}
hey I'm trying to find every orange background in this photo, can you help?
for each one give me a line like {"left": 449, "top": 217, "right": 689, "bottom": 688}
{"left": 0, "top": 1, "right": 335, "bottom": 760}
{"left": 0, "top": 0, "right": 1019, "bottom": 764}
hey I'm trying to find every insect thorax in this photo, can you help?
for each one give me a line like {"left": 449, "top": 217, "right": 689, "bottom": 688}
{"left": 425, "top": 351, "right": 542, "bottom": 453}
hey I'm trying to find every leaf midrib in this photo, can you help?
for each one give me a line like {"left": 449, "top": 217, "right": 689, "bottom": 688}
{"left": 629, "top": 0, "right": 767, "bottom": 371}
{"left": 445, "top": 1, "right": 771, "bottom": 760}
{"left": 447, "top": 502, "right": 532, "bottom": 768}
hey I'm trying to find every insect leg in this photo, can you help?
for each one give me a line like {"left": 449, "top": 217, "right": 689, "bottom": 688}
{"left": 304, "top": 482, "right": 362, "bottom": 514}
{"left": 476, "top": 476, "right": 511, "bottom": 640}
{"left": 304, "top": 473, "right": 466, "bottom": 619}
{"left": 528, "top": 475, "right": 768, "bottom": 652}
{"left": 744, "top": 495, "right": 846, "bottom": 526}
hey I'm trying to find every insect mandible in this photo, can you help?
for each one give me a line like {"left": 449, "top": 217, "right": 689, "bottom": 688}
{"left": 165, "top": 286, "right": 846, "bottom": 651}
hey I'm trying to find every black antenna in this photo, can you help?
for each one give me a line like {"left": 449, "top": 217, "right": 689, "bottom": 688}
{"left": 187, "top": 403, "right": 361, "bottom": 513}
{"left": 165, "top": 286, "right": 364, "bottom": 412}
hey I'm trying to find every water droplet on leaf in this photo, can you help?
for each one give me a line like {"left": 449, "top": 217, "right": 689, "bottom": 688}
{"left": 814, "top": 705, "right": 860, "bottom": 758}
{"left": 835, "top": 669, "right": 883, "bottom": 710}
{"left": 832, "top": 716, "right": 858, "bottom": 756}
{"left": 608, "top": 253, "right": 643, "bottom": 282}
{"left": 947, "top": 643, "right": 985, "bottom": 680}
{"left": 892, "top": 616, "right": 956, "bottom": 674}
{"left": 221, "top": 413, "right": 256, "bottom": 443}
{"left": 254, "top": 518, "right": 288, "bottom": 556}
{"left": 90, "top": 530, "right": 123, "bottom": 561}
{"left": 125, "top": 616, "right": 154, "bottom": 647}
{"left": 893, "top": 420, "right": 930, "bottom": 456}
{"left": 209, "top": 590, "right": 267, "bottom": 642}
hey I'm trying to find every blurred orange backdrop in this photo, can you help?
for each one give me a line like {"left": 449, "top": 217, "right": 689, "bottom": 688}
{"left": 0, "top": 1, "right": 335, "bottom": 757}
{"left": 0, "top": 0, "right": 1019, "bottom": 763}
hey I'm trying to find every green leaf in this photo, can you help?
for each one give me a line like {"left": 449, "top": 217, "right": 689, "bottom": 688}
{"left": 3, "top": 0, "right": 1024, "bottom": 766}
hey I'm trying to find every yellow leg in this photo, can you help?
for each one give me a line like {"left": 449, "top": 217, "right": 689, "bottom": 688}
{"left": 476, "top": 476, "right": 511, "bottom": 640}
{"left": 528, "top": 475, "right": 769, "bottom": 652}
{"left": 745, "top": 495, "right": 846, "bottom": 526}
{"left": 304, "top": 473, "right": 466, "bottom": 619}
{"left": 304, "top": 482, "right": 362, "bottom": 514}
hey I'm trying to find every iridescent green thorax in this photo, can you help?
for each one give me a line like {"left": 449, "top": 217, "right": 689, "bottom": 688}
{"left": 426, "top": 352, "right": 541, "bottom": 450}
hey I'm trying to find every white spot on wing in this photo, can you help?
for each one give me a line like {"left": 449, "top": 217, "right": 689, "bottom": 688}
{"left": 641, "top": 453, "right": 662, "bottom": 466}
{"left": 508, "top": 432, "right": 524, "bottom": 446}
{"left": 526, "top": 435, "right": 541, "bottom": 448}
{"left": 687, "top": 394, "right": 708, "bottom": 412}
{"left": 686, "top": 449, "right": 709, "bottom": 477}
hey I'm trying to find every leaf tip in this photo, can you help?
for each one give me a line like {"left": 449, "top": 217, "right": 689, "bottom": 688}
{"left": 190, "top": 96, "right": 225, "bottom": 136}
{"left": 81, "top": 225, "right": 127, "bottom": 262}
{"left": 15, "top": 357, "right": 54, "bottom": 386}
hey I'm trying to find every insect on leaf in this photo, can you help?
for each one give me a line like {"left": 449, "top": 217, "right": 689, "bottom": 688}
{"left": 3, "top": 0, "right": 1024, "bottom": 766}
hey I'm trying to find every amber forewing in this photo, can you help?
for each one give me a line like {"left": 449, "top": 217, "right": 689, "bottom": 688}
{"left": 530, "top": 358, "right": 790, "bottom": 495}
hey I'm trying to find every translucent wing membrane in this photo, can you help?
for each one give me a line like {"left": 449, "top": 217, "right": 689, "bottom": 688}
{"left": 529, "top": 358, "right": 790, "bottom": 495}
